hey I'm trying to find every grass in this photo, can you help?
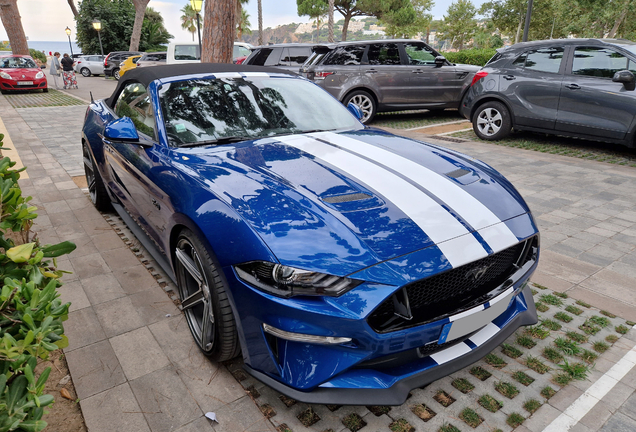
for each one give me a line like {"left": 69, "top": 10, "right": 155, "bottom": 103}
{"left": 433, "top": 390, "right": 455, "bottom": 407}
{"left": 389, "top": 419, "right": 414, "bottom": 432}
{"left": 554, "top": 312, "right": 573, "bottom": 323}
{"left": 576, "top": 300, "right": 592, "bottom": 308}
{"left": 451, "top": 378, "right": 474, "bottom": 394}
{"left": 507, "top": 413, "right": 525, "bottom": 428}
{"left": 540, "top": 294, "right": 564, "bottom": 307}
{"left": 626, "top": 321, "right": 636, "bottom": 326}
{"left": 517, "top": 334, "right": 537, "bottom": 348}
{"left": 512, "top": 371, "right": 535, "bottom": 386}
{"left": 298, "top": 407, "right": 320, "bottom": 427}
{"left": 459, "top": 408, "right": 483, "bottom": 428}
{"left": 411, "top": 404, "right": 436, "bottom": 421}
{"left": 589, "top": 316, "right": 611, "bottom": 328}
{"left": 559, "top": 360, "right": 590, "bottom": 380}
{"left": 279, "top": 395, "right": 296, "bottom": 407}
{"left": 470, "top": 366, "right": 492, "bottom": 381}
{"left": 485, "top": 353, "right": 507, "bottom": 369}
{"left": 526, "top": 325, "right": 550, "bottom": 339}
{"left": 276, "top": 424, "right": 292, "bottom": 432}
{"left": 566, "top": 331, "right": 588, "bottom": 344}
{"left": 555, "top": 337, "right": 582, "bottom": 355}
{"left": 533, "top": 283, "right": 548, "bottom": 290}
{"left": 367, "top": 406, "right": 391, "bottom": 416}
{"left": 616, "top": 325, "right": 629, "bottom": 334}
{"left": 478, "top": 394, "right": 503, "bottom": 412}
{"left": 543, "top": 347, "right": 565, "bottom": 364}
{"left": 600, "top": 310, "right": 617, "bottom": 318}
{"left": 501, "top": 343, "right": 523, "bottom": 359}
{"left": 439, "top": 424, "right": 461, "bottom": 432}
{"left": 554, "top": 372, "right": 573, "bottom": 386}
{"left": 536, "top": 302, "right": 550, "bottom": 312}
{"left": 579, "top": 349, "right": 599, "bottom": 364}
{"left": 580, "top": 320, "right": 601, "bottom": 335}
{"left": 526, "top": 355, "right": 550, "bottom": 374}
{"left": 541, "top": 319, "right": 562, "bottom": 331}
{"left": 565, "top": 305, "right": 584, "bottom": 315}
{"left": 342, "top": 413, "right": 366, "bottom": 431}
{"left": 531, "top": 288, "right": 538, "bottom": 296}
{"left": 606, "top": 334, "right": 619, "bottom": 343}
{"left": 495, "top": 381, "right": 520, "bottom": 399}
{"left": 541, "top": 386, "right": 557, "bottom": 399}
{"left": 524, "top": 399, "right": 542, "bottom": 414}
{"left": 593, "top": 341, "right": 610, "bottom": 353}
{"left": 553, "top": 292, "right": 568, "bottom": 299}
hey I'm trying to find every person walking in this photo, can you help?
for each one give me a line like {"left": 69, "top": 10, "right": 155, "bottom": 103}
{"left": 49, "top": 52, "right": 62, "bottom": 89}
{"left": 60, "top": 53, "right": 78, "bottom": 89}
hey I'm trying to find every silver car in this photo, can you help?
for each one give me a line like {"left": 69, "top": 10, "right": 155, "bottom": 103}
{"left": 302, "top": 39, "right": 480, "bottom": 123}
{"left": 74, "top": 55, "right": 105, "bottom": 77}
{"left": 137, "top": 52, "right": 166, "bottom": 68}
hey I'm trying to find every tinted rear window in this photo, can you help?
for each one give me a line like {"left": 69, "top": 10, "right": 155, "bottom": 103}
{"left": 524, "top": 47, "right": 564, "bottom": 74}
{"left": 249, "top": 48, "right": 273, "bottom": 66}
{"left": 174, "top": 45, "right": 200, "bottom": 61}
{"left": 323, "top": 45, "right": 365, "bottom": 66}
{"left": 283, "top": 47, "right": 311, "bottom": 66}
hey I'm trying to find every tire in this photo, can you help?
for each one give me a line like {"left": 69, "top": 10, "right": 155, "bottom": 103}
{"left": 113, "top": 68, "right": 120, "bottom": 80}
{"left": 472, "top": 101, "right": 512, "bottom": 140}
{"left": 174, "top": 228, "right": 240, "bottom": 361}
{"left": 80, "top": 67, "right": 91, "bottom": 77}
{"left": 427, "top": 108, "right": 445, "bottom": 115}
{"left": 343, "top": 90, "right": 376, "bottom": 124}
{"left": 42, "top": 88, "right": 48, "bottom": 93}
{"left": 82, "top": 141, "right": 112, "bottom": 211}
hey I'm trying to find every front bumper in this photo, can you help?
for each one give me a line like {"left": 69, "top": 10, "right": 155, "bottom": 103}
{"left": 0, "top": 78, "right": 47, "bottom": 91}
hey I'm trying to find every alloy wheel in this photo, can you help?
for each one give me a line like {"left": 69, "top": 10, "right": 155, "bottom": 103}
{"left": 348, "top": 94, "right": 374, "bottom": 123}
{"left": 476, "top": 107, "right": 503, "bottom": 137}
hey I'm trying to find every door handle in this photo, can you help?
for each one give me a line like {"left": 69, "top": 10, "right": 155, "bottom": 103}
{"left": 503, "top": 75, "right": 516, "bottom": 80}
{"left": 365, "top": 69, "right": 377, "bottom": 74}
{"left": 565, "top": 83, "right": 581, "bottom": 90}
{"left": 412, "top": 70, "right": 423, "bottom": 74}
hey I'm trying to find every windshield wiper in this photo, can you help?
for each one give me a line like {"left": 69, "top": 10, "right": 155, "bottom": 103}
{"left": 178, "top": 136, "right": 252, "bottom": 148}
{"left": 269, "top": 129, "right": 330, "bottom": 138}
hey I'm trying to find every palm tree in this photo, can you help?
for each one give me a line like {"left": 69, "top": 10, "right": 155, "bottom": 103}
{"left": 258, "top": 0, "right": 263, "bottom": 45}
{"left": 328, "top": 0, "right": 334, "bottom": 42}
{"left": 236, "top": 8, "right": 252, "bottom": 40}
{"left": 181, "top": 4, "right": 198, "bottom": 41}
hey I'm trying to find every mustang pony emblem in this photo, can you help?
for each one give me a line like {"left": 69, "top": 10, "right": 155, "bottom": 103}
{"left": 465, "top": 264, "right": 492, "bottom": 281}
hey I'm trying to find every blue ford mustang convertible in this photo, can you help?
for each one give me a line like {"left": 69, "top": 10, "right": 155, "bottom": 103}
{"left": 82, "top": 64, "right": 539, "bottom": 405}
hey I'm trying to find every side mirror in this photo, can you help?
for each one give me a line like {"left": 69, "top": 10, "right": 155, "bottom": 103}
{"left": 347, "top": 102, "right": 364, "bottom": 121}
{"left": 434, "top": 56, "right": 446, "bottom": 67}
{"left": 612, "top": 70, "right": 635, "bottom": 91}
{"left": 104, "top": 117, "right": 140, "bottom": 142}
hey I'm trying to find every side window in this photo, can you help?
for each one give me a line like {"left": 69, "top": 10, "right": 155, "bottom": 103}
{"left": 264, "top": 48, "right": 284, "bottom": 66}
{"left": 174, "top": 45, "right": 200, "bottom": 61}
{"left": 238, "top": 46, "right": 252, "bottom": 57}
{"left": 512, "top": 52, "right": 527, "bottom": 67}
{"left": 628, "top": 59, "right": 636, "bottom": 74}
{"left": 323, "top": 45, "right": 365, "bottom": 66}
{"left": 114, "top": 83, "right": 156, "bottom": 138}
{"left": 250, "top": 48, "right": 273, "bottom": 66}
{"left": 367, "top": 43, "right": 401, "bottom": 65}
{"left": 524, "top": 47, "right": 564, "bottom": 74}
{"left": 572, "top": 47, "right": 629, "bottom": 78}
{"left": 284, "top": 47, "right": 311, "bottom": 66}
{"left": 403, "top": 42, "right": 436, "bottom": 65}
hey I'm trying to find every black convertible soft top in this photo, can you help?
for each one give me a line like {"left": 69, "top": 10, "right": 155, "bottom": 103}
{"left": 106, "top": 63, "right": 296, "bottom": 106}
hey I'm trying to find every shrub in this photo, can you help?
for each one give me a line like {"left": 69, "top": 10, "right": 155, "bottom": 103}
{"left": 29, "top": 49, "right": 47, "bottom": 66}
{"left": 0, "top": 136, "right": 76, "bottom": 431}
{"left": 441, "top": 48, "right": 498, "bottom": 67}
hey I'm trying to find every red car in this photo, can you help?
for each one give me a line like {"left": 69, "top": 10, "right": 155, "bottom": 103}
{"left": 0, "top": 55, "right": 48, "bottom": 93}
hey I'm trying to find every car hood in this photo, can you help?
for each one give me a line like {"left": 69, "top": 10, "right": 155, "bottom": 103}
{"left": 177, "top": 129, "right": 530, "bottom": 276}
{"left": 0, "top": 68, "right": 41, "bottom": 78}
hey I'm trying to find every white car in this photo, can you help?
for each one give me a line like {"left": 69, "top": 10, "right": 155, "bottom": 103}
{"left": 166, "top": 42, "right": 253, "bottom": 64}
{"left": 74, "top": 55, "right": 105, "bottom": 77}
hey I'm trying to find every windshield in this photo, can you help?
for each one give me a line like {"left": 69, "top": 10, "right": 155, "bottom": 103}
{"left": 0, "top": 57, "right": 37, "bottom": 68}
{"left": 158, "top": 75, "right": 361, "bottom": 147}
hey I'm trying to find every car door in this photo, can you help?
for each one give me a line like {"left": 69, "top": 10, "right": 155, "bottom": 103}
{"left": 363, "top": 42, "right": 406, "bottom": 105}
{"left": 401, "top": 41, "right": 462, "bottom": 105}
{"left": 89, "top": 56, "right": 104, "bottom": 75}
{"left": 556, "top": 45, "right": 636, "bottom": 140}
{"left": 105, "top": 82, "right": 172, "bottom": 249}
{"left": 500, "top": 46, "right": 565, "bottom": 130}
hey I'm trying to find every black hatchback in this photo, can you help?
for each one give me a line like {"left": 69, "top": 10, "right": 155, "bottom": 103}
{"left": 460, "top": 38, "right": 636, "bottom": 148}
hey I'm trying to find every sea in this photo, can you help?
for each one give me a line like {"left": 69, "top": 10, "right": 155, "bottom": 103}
{"left": 27, "top": 41, "right": 83, "bottom": 56}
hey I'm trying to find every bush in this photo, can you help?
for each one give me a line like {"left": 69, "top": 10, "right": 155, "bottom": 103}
{"left": 0, "top": 133, "right": 76, "bottom": 431}
{"left": 441, "top": 48, "right": 498, "bottom": 67}
{"left": 28, "top": 49, "right": 47, "bottom": 67}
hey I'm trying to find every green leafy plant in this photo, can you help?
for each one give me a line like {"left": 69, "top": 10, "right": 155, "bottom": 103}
{"left": 565, "top": 305, "right": 583, "bottom": 316}
{"left": 576, "top": 300, "right": 591, "bottom": 308}
{"left": 566, "top": 331, "right": 588, "bottom": 344}
{"left": 554, "top": 337, "right": 582, "bottom": 355}
{"left": 541, "top": 319, "right": 562, "bottom": 331}
{"left": 478, "top": 394, "right": 502, "bottom": 412}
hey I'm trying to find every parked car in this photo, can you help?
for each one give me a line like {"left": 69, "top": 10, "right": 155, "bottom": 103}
{"left": 136, "top": 52, "right": 166, "bottom": 68}
{"left": 301, "top": 39, "right": 480, "bottom": 123}
{"left": 243, "top": 43, "right": 320, "bottom": 72}
{"left": 103, "top": 50, "right": 143, "bottom": 80}
{"left": 166, "top": 41, "right": 253, "bottom": 64}
{"left": 81, "top": 63, "right": 539, "bottom": 405}
{"left": 118, "top": 54, "right": 142, "bottom": 78}
{"left": 0, "top": 55, "right": 47, "bottom": 93}
{"left": 460, "top": 38, "right": 636, "bottom": 148}
{"left": 74, "top": 55, "right": 105, "bottom": 77}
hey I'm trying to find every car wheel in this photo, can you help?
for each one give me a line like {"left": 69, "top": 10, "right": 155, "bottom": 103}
{"left": 113, "top": 68, "right": 120, "bottom": 80}
{"left": 42, "top": 88, "right": 48, "bottom": 93}
{"left": 473, "top": 101, "right": 512, "bottom": 140}
{"left": 174, "top": 229, "right": 240, "bottom": 361}
{"left": 82, "top": 142, "right": 112, "bottom": 211}
{"left": 81, "top": 67, "right": 91, "bottom": 77}
{"left": 344, "top": 90, "right": 376, "bottom": 124}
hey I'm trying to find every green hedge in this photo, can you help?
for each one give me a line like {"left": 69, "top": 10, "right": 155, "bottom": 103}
{"left": 441, "top": 48, "right": 498, "bottom": 67}
{"left": 28, "top": 49, "right": 47, "bottom": 66}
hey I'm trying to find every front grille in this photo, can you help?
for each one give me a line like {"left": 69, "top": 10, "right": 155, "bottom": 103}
{"left": 368, "top": 236, "right": 537, "bottom": 333}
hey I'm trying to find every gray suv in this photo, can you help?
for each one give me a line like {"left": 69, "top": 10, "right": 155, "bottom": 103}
{"left": 301, "top": 39, "right": 480, "bottom": 123}
{"left": 460, "top": 38, "right": 636, "bottom": 148}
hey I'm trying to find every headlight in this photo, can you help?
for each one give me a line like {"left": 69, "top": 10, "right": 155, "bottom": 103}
{"left": 235, "top": 261, "right": 362, "bottom": 298}
{"left": 35, "top": 71, "right": 44, "bottom": 79}
{"left": 0, "top": 72, "right": 11, "bottom": 79}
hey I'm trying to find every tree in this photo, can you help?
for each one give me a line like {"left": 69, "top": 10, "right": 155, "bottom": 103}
{"left": 438, "top": 0, "right": 478, "bottom": 50}
{"left": 129, "top": 0, "right": 151, "bottom": 51}
{"left": 333, "top": 1, "right": 367, "bottom": 41}
{"left": 480, "top": 0, "right": 526, "bottom": 44}
{"left": 328, "top": 0, "right": 335, "bottom": 42}
{"left": 383, "top": 0, "right": 432, "bottom": 38}
{"left": 237, "top": 8, "right": 252, "bottom": 40}
{"left": 201, "top": 0, "right": 236, "bottom": 62}
{"left": 0, "top": 0, "right": 29, "bottom": 55}
{"left": 297, "top": 0, "right": 328, "bottom": 42}
{"left": 180, "top": 4, "right": 197, "bottom": 42}
{"left": 140, "top": 7, "right": 172, "bottom": 51}
{"left": 361, "top": 0, "right": 416, "bottom": 31}
{"left": 258, "top": 0, "right": 263, "bottom": 45}
{"left": 67, "top": 0, "right": 79, "bottom": 16}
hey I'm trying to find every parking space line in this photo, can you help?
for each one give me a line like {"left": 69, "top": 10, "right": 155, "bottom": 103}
{"left": 543, "top": 341, "right": 636, "bottom": 431}
{"left": 405, "top": 119, "right": 468, "bottom": 131}
{"left": 437, "top": 127, "right": 473, "bottom": 136}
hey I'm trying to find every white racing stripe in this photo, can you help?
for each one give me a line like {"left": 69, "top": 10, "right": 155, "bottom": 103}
{"left": 430, "top": 342, "right": 472, "bottom": 365}
{"left": 310, "top": 132, "right": 519, "bottom": 252}
{"left": 277, "top": 135, "right": 488, "bottom": 267}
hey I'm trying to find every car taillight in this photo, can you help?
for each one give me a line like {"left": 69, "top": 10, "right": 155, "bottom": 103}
{"left": 104, "top": 54, "right": 110, "bottom": 66}
{"left": 314, "top": 71, "right": 335, "bottom": 80}
{"left": 471, "top": 71, "right": 488, "bottom": 86}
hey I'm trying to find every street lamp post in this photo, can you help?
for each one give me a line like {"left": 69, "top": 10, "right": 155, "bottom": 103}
{"left": 92, "top": 20, "right": 104, "bottom": 57}
{"left": 64, "top": 27, "right": 74, "bottom": 57}
{"left": 190, "top": 0, "right": 203, "bottom": 61}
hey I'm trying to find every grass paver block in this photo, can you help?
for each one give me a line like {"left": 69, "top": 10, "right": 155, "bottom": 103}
{"left": 512, "top": 371, "right": 535, "bottom": 386}
{"left": 541, "top": 386, "right": 557, "bottom": 399}
{"left": 326, "top": 404, "right": 341, "bottom": 411}
{"left": 524, "top": 399, "right": 542, "bottom": 414}
{"left": 593, "top": 341, "right": 610, "bottom": 353}
{"left": 616, "top": 325, "right": 629, "bottom": 334}
{"left": 433, "top": 390, "right": 455, "bottom": 407}
{"left": 439, "top": 423, "right": 461, "bottom": 432}
{"left": 367, "top": 405, "right": 391, "bottom": 416}
{"left": 279, "top": 395, "right": 296, "bottom": 407}
{"left": 507, "top": 413, "right": 525, "bottom": 428}
{"left": 536, "top": 302, "right": 550, "bottom": 312}
{"left": 541, "top": 319, "right": 562, "bottom": 331}
{"left": 485, "top": 353, "right": 507, "bottom": 368}
{"left": 412, "top": 404, "right": 436, "bottom": 422}
{"left": 526, "top": 355, "right": 550, "bottom": 374}
{"left": 565, "top": 305, "right": 583, "bottom": 315}
{"left": 566, "top": 331, "right": 588, "bottom": 343}
{"left": 540, "top": 294, "right": 564, "bottom": 306}
{"left": 459, "top": 408, "right": 483, "bottom": 428}
{"left": 451, "top": 378, "right": 474, "bottom": 393}
{"left": 478, "top": 394, "right": 503, "bottom": 412}
{"left": 580, "top": 320, "right": 601, "bottom": 335}
{"left": 526, "top": 325, "right": 550, "bottom": 339}
{"left": 554, "top": 312, "right": 573, "bottom": 323}
{"left": 259, "top": 404, "right": 276, "bottom": 419}
{"left": 517, "top": 335, "right": 536, "bottom": 349}
{"left": 389, "top": 419, "right": 415, "bottom": 432}
{"left": 606, "top": 334, "right": 619, "bottom": 343}
{"left": 298, "top": 407, "right": 320, "bottom": 427}
{"left": 579, "top": 349, "right": 598, "bottom": 364}
{"left": 554, "top": 337, "right": 581, "bottom": 355}
{"left": 501, "top": 343, "right": 523, "bottom": 359}
{"left": 495, "top": 381, "right": 520, "bottom": 399}
{"left": 470, "top": 366, "right": 492, "bottom": 381}
{"left": 342, "top": 413, "right": 366, "bottom": 431}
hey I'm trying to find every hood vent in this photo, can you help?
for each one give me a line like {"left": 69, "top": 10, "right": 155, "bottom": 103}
{"left": 322, "top": 192, "right": 372, "bottom": 204}
{"left": 445, "top": 168, "right": 471, "bottom": 179}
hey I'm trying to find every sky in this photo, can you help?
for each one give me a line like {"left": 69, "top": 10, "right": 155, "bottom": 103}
{"left": 1, "top": 0, "right": 490, "bottom": 42}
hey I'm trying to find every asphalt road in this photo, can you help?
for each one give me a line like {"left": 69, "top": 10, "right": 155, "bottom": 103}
{"left": 46, "top": 72, "right": 117, "bottom": 103}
